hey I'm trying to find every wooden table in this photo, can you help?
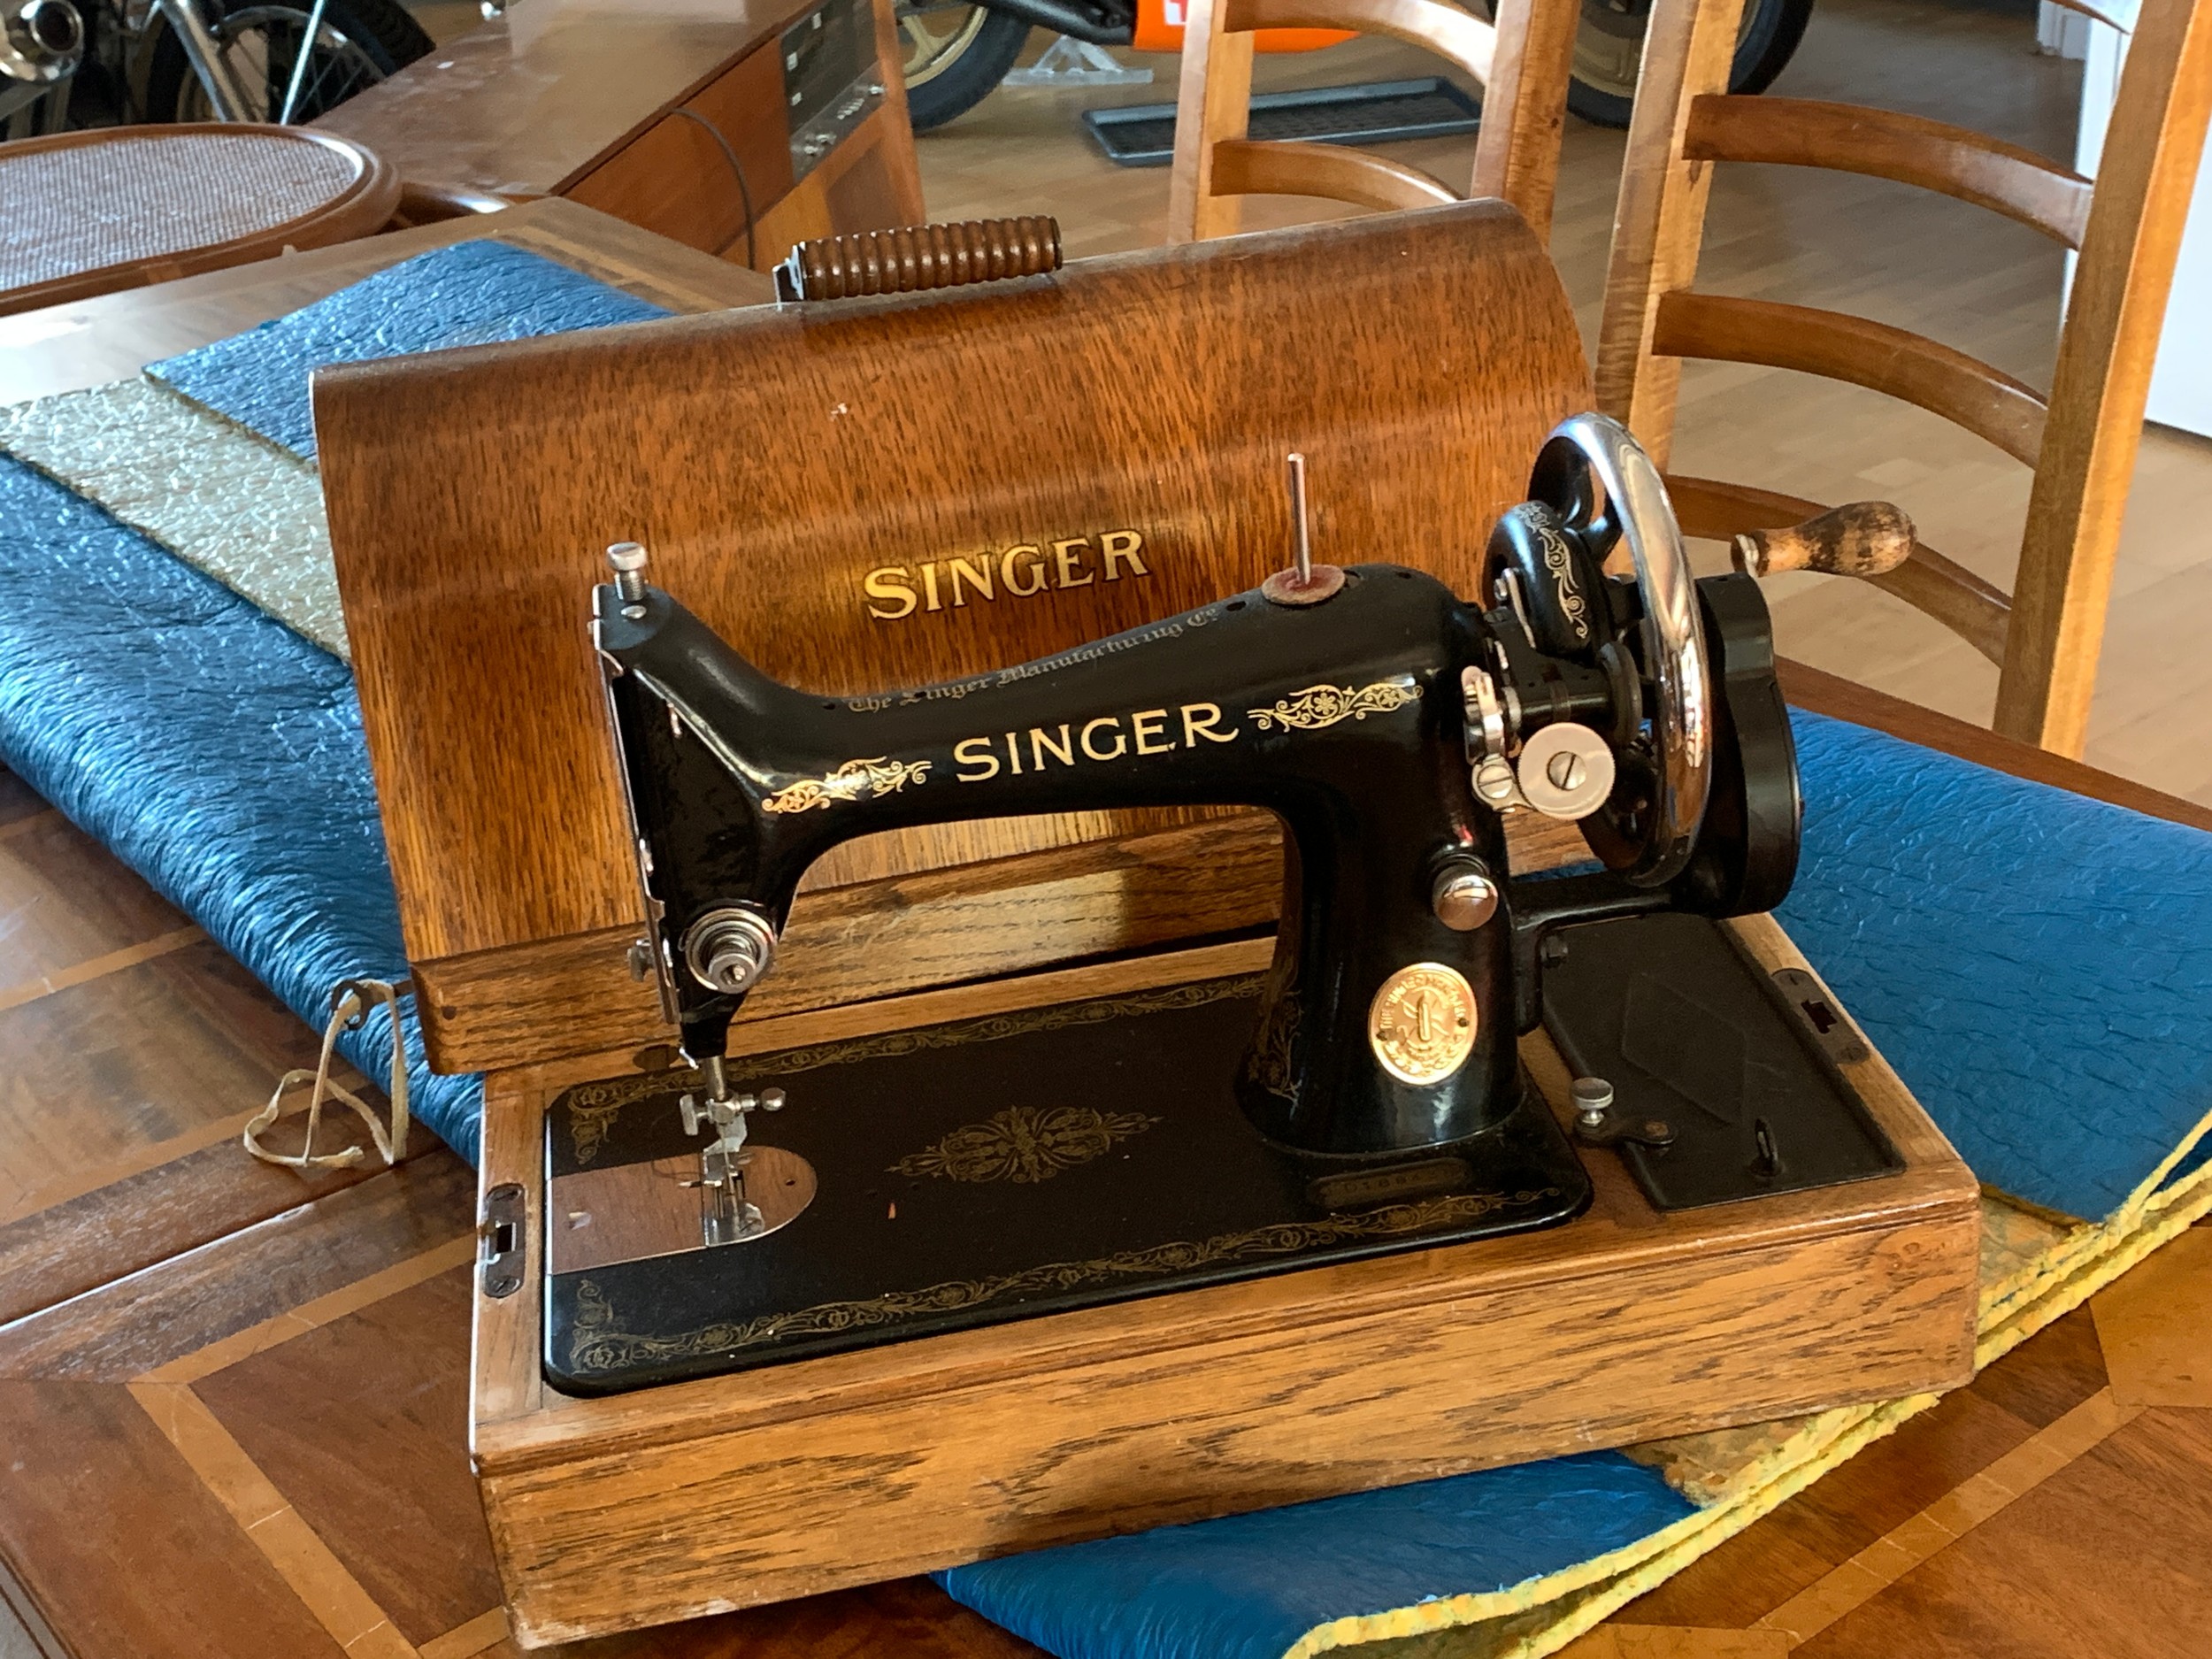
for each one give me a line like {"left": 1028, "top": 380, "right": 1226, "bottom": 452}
{"left": 313, "top": 0, "right": 925, "bottom": 275}
{"left": 4, "top": 219, "right": 2211, "bottom": 1657}
{"left": 0, "top": 196, "right": 772, "bottom": 407}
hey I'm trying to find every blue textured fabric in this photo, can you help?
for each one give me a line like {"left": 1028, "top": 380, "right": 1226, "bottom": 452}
{"left": 1779, "top": 710, "right": 2212, "bottom": 1220}
{"left": 938, "top": 1452, "right": 1694, "bottom": 1659}
{"left": 0, "top": 458, "right": 482, "bottom": 1161}
{"left": 145, "top": 241, "right": 669, "bottom": 459}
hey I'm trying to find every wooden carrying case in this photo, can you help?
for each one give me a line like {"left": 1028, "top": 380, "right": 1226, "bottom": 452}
{"left": 314, "top": 203, "right": 1980, "bottom": 1647}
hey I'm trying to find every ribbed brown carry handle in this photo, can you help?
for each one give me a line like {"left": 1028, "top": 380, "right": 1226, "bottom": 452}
{"left": 774, "top": 216, "right": 1063, "bottom": 302}
{"left": 1732, "top": 501, "right": 1917, "bottom": 579}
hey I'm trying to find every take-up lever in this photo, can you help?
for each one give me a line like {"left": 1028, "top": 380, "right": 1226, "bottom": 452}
{"left": 1262, "top": 451, "right": 1347, "bottom": 607}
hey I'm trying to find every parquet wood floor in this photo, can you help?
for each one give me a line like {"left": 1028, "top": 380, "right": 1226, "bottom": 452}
{"left": 905, "top": 0, "right": 2212, "bottom": 806}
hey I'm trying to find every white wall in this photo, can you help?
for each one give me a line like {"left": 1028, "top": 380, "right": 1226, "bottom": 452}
{"left": 2074, "top": 5, "right": 2212, "bottom": 437}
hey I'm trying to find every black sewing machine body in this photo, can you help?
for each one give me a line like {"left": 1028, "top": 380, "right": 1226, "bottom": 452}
{"left": 549, "top": 418, "right": 1901, "bottom": 1395}
{"left": 603, "top": 564, "right": 1541, "bottom": 1156}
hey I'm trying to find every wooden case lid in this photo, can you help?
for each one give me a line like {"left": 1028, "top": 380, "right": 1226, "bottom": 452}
{"left": 313, "top": 200, "right": 1589, "bottom": 1071}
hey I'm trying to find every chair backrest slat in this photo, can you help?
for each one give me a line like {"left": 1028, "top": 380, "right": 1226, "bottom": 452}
{"left": 1684, "top": 96, "right": 2093, "bottom": 246}
{"left": 1230, "top": 0, "right": 1504, "bottom": 75}
{"left": 1652, "top": 292, "right": 2051, "bottom": 466}
{"left": 1212, "top": 139, "right": 1459, "bottom": 212}
{"left": 1232, "top": 0, "right": 1497, "bottom": 81}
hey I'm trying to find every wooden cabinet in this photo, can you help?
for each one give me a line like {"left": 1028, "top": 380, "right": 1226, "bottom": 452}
{"left": 319, "top": 0, "right": 924, "bottom": 273}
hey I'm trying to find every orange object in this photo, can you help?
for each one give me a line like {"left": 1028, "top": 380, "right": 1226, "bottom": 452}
{"left": 1132, "top": 0, "right": 1349, "bottom": 53}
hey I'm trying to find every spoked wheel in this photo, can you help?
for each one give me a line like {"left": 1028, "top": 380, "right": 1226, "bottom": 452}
{"left": 1567, "top": 0, "right": 1816, "bottom": 128}
{"left": 147, "top": 0, "right": 431, "bottom": 123}
{"left": 897, "top": 0, "right": 1029, "bottom": 131}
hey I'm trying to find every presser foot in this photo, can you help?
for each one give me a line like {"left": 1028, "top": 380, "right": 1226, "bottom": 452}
{"left": 676, "top": 1078, "right": 801, "bottom": 1245}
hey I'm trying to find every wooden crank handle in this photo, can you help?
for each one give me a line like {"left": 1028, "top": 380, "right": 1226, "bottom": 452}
{"left": 1731, "top": 502, "right": 1916, "bottom": 579}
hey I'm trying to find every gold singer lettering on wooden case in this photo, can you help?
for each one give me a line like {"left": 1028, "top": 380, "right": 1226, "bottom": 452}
{"left": 862, "top": 529, "right": 1152, "bottom": 620}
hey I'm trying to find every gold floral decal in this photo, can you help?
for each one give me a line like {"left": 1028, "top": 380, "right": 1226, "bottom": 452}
{"left": 554, "top": 976, "right": 1264, "bottom": 1163}
{"left": 762, "top": 757, "right": 932, "bottom": 814}
{"left": 565, "top": 1185, "right": 1562, "bottom": 1374}
{"left": 566, "top": 1100, "right": 626, "bottom": 1166}
{"left": 1248, "top": 680, "right": 1418, "bottom": 732}
{"left": 889, "top": 1104, "right": 1162, "bottom": 1185}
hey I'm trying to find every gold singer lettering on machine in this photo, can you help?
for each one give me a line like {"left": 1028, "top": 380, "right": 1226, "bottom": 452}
{"left": 952, "top": 702, "right": 1240, "bottom": 782}
{"left": 862, "top": 530, "right": 1151, "bottom": 620}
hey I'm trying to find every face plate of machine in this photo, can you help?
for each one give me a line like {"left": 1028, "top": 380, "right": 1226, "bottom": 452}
{"left": 542, "top": 976, "right": 1590, "bottom": 1396}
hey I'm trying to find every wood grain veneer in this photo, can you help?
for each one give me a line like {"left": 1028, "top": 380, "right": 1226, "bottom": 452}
{"left": 468, "top": 916, "right": 1979, "bottom": 1646}
{"left": 314, "top": 200, "right": 1589, "bottom": 1063}
{"left": 317, "top": 0, "right": 826, "bottom": 196}
{"left": 561, "top": 42, "right": 795, "bottom": 259}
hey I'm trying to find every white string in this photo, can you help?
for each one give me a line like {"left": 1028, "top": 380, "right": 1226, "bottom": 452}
{"left": 243, "top": 978, "right": 411, "bottom": 1171}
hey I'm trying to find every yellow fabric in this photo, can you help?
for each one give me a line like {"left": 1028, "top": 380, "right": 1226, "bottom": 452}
{"left": 1285, "top": 1107, "right": 2212, "bottom": 1659}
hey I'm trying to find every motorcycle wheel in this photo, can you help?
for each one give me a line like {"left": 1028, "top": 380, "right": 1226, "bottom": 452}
{"left": 146, "top": 0, "right": 431, "bottom": 123}
{"left": 1566, "top": 0, "right": 1815, "bottom": 128}
{"left": 898, "top": 2, "right": 1030, "bottom": 131}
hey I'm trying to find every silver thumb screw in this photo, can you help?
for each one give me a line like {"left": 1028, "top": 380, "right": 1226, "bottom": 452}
{"left": 1571, "top": 1076, "right": 1614, "bottom": 1132}
{"left": 607, "top": 541, "right": 649, "bottom": 604}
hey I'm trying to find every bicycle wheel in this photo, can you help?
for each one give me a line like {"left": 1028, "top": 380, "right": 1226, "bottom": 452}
{"left": 146, "top": 0, "right": 431, "bottom": 123}
{"left": 898, "top": 2, "right": 1029, "bottom": 131}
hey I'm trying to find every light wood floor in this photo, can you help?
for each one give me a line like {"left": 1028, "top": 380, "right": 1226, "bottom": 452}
{"left": 903, "top": 0, "right": 2212, "bottom": 805}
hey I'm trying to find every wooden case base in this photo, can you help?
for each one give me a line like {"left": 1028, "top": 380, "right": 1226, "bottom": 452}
{"left": 470, "top": 914, "right": 1978, "bottom": 1648}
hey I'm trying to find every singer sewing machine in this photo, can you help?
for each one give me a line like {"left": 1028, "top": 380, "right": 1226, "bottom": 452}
{"left": 315, "top": 204, "right": 1979, "bottom": 1646}
{"left": 562, "top": 412, "right": 1875, "bottom": 1392}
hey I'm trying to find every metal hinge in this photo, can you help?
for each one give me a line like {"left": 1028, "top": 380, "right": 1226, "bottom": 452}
{"left": 480, "top": 1182, "right": 526, "bottom": 1299}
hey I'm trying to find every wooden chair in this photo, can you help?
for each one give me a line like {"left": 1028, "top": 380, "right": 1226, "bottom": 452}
{"left": 1594, "top": 0, "right": 2212, "bottom": 756}
{"left": 1167, "top": 0, "right": 1580, "bottom": 243}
